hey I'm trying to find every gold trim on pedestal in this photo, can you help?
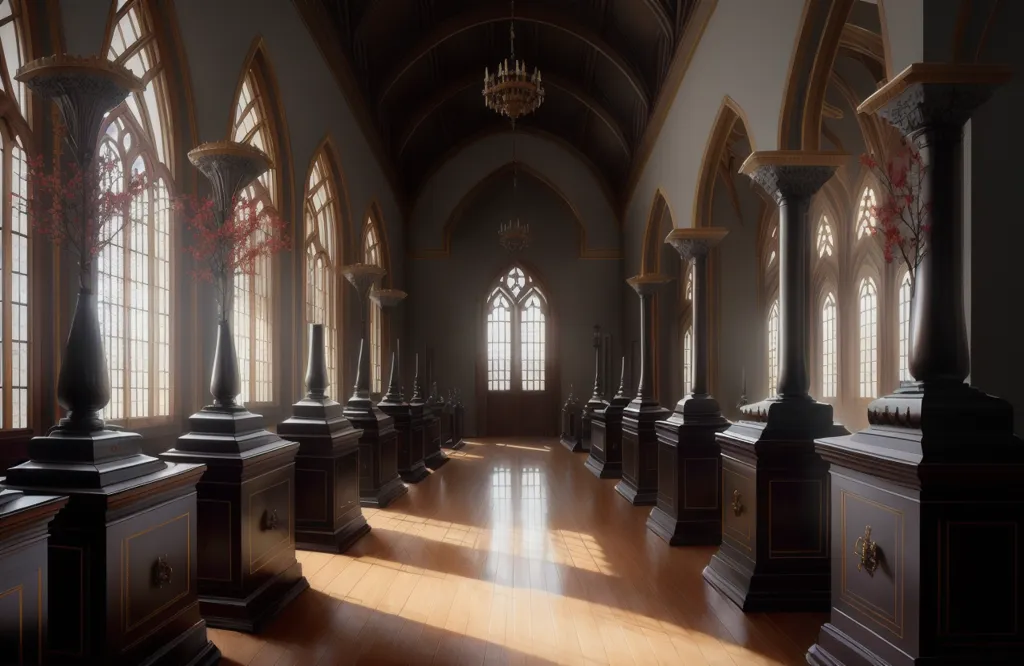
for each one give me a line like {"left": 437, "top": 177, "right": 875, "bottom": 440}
{"left": 739, "top": 150, "right": 848, "bottom": 175}
{"left": 664, "top": 227, "right": 730, "bottom": 246}
{"left": 857, "top": 62, "right": 1013, "bottom": 116}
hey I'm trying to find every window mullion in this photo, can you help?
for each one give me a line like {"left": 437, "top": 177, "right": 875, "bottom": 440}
{"left": 148, "top": 189, "right": 157, "bottom": 417}
{"left": 2, "top": 140, "right": 12, "bottom": 429}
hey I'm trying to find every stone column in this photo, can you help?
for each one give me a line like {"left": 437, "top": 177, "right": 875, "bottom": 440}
{"left": 628, "top": 274, "right": 672, "bottom": 404}
{"left": 808, "top": 63, "right": 1021, "bottom": 666}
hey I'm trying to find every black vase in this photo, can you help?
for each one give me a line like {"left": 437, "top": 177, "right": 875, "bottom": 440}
{"left": 56, "top": 290, "right": 111, "bottom": 431}
{"left": 306, "top": 323, "right": 329, "bottom": 399}
{"left": 211, "top": 319, "right": 241, "bottom": 409}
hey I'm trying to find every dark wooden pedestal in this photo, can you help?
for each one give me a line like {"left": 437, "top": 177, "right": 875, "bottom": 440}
{"left": 5, "top": 428, "right": 220, "bottom": 665}
{"left": 379, "top": 400, "right": 429, "bottom": 484}
{"left": 615, "top": 399, "right": 670, "bottom": 505}
{"left": 702, "top": 398, "right": 846, "bottom": 612}
{"left": 0, "top": 487, "right": 66, "bottom": 665}
{"left": 161, "top": 408, "right": 308, "bottom": 633}
{"left": 277, "top": 395, "right": 369, "bottom": 554}
{"left": 451, "top": 403, "right": 466, "bottom": 449}
{"left": 648, "top": 396, "right": 729, "bottom": 546}
{"left": 580, "top": 397, "right": 608, "bottom": 455}
{"left": 344, "top": 402, "right": 407, "bottom": 508}
{"left": 585, "top": 394, "right": 629, "bottom": 479}
{"left": 806, "top": 384, "right": 1024, "bottom": 666}
{"left": 421, "top": 404, "right": 448, "bottom": 470}
{"left": 560, "top": 401, "right": 584, "bottom": 453}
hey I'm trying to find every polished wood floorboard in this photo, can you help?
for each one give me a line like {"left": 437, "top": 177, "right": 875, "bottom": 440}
{"left": 210, "top": 438, "right": 825, "bottom": 665}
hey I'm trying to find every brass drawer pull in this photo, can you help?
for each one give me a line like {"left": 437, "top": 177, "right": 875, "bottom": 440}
{"left": 152, "top": 556, "right": 173, "bottom": 588}
{"left": 731, "top": 490, "right": 744, "bottom": 516}
{"left": 854, "top": 526, "right": 879, "bottom": 575}
{"left": 263, "top": 508, "right": 280, "bottom": 531}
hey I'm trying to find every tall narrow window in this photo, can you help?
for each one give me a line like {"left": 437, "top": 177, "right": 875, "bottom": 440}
{"left": 231, "top": 59, "right": 278, "bottom": 404}
{"left": 817, "top": 216, "right": 835, "bottom": 258}
{"left": 684, "top": 263, "right": 694, "bottom": 302}
{"left": 304, "top": 150, "right": 339, "bottom": 392}
{"left": 682, "top": 328, "right": 693, "bottom": 396}
{"left": 0, "top": 1, "right": 29, "bottom": 430}
{"left": 485, "top": 267, "right": 547, "bottom": 393}
{"left": 821, "top": 293, "right": 837, "bottom": 398}
{"left": 98, "top": 0, "right": 173, "bottom": 422}
{"left": 767, "top": 300, "right": 779, "bottom": 395}
{"left": 857, "top": 187, "right": 878, "bottom": 240}
{"left": 898, "top": 271, "right": 912, "bottom": 383}
{"left": 364, "top": 221, "right": 383, "bottom": 394}
{"left": 767, "top": 224, "right": 778, "bottom": 266}
{"left": 858, "top": 277, "right": 878, "bottom": 397}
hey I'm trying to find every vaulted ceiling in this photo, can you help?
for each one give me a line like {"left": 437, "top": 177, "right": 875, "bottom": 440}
{"left": 310, "top": 0, "right": 699, "bottom": 207}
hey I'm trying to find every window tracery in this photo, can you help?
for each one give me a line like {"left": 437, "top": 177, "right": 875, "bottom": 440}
{"left": 305, "top": 150, "right": 339, "bottom": 392}
{"left": 486, "top": 267, "right": 546, "bottom": 392}
{"left": 817, "top": 216, "right": 835, "bottom": 258}
{"left": 856, "top": 186, "right": 878, "bottom": 240}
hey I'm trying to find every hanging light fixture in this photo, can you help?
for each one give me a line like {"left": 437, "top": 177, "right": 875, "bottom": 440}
{"left": 498, "top": 125, "right": 530, "bottom": 252}
{"left": 483, "top": 0, "right": 544, "bottom": 121}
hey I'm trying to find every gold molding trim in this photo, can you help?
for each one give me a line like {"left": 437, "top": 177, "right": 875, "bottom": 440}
{"left": 857, "top": 62, "right": 1014, "bottom": 116}
{"left": 664, "top": 227, "right": 730, "bottom": 245}
{"left": 691, "top": 95, "right": 756, "bottom": 232}
{"left": 777, "top": 0, "right": 816, "bottom": 150}
{"left": 739, "top": 150, "right": 848, "bottom": 175}
{"left": 123, "top": 512, "right": 191, "bottom": 633}
{"left": 800, "top": 0, "right": 856, "bottom": 150}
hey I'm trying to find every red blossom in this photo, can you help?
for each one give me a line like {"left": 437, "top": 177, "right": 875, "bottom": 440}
{"left": 14, "top": 150, "right": 148, "bottom": 288}
{"left": 860, "top": 140, "right": 930, "bottom": 291}
{"left": 176, "top": 193, "right": 290, "bottom": 309}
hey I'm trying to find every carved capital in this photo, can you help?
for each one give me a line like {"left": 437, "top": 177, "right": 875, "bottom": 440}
{"left": 625, "top": 273, "right": 672, "bottom": 297}
{"left": 858, "top": 63, "right": 1012, "bottom": 136}
{"left": 738, "top": 151, "right": 846, "bottom": 207}
{"left": 664, "top": 227, "right": 729, "bottom": 261}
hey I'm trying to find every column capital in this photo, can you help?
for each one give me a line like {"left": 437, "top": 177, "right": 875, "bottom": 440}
{"left": 665, "top": 227, "right": 729, "bottom": 261}
{"left": 858, "top": 63, "right": 1011, "bottom": 136}
{"left": 626, "top": 273, "right": 673, "bottom": 297}
{"left": 738, "top": 151, "right": 846, "bottom": 204}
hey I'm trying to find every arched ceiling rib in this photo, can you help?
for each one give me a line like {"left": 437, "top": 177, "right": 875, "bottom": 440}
{"left": 311, "top": 0, "right": 699, "bottom": 209}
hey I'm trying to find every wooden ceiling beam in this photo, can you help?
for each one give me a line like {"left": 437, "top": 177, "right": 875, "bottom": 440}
{"left": 395, "top": 71, "right": 632, "bottom": 159}
{"left": 377, "top": 5, "right": 650, "bottom": 110}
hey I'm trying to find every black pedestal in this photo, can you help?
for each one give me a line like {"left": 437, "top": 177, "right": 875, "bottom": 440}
{"left": 0, "top": 488, "right": 66, "bottom": 665}
{"left": 277, "top": 395, "right": 370, "bottom": 554}
{"left": 584, "top": 395, "right": 629, "bottom": 479}
{"left": 560, "top": 402, "right": 584, "bottom": 453}
{"left": 452, "top": 403, "right": 466, "bottom": 449}
{"left": 161, "top": 407, "right": 308, "bottom": 632}
{"left": 702, "top": 397, "right": 846, "bottom": 612}
{"left": 379, "top": 401, "right": 429, "bottom": 483}
{"left": 615, "top": 399, "right": 670, "bottom": 505}
{"left": 421, "top": 404, "right": 448, "bottom": 470}
{"left": 806, "top": 383, "right": 1024, "bottom": 666}
{"left": 344, "top": 402, "right": 407, "bottom": 508}
{"left": 5, "top": 428, "right": 220, "bottom": 665}
{"left": 647, "top": 396, "right": 730, "bottom": 546}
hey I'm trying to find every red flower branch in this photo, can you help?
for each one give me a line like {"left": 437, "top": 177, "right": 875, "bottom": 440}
{"left": 860, "top": 141, "right": 931, "bottom": 291}
{"left": 15, "top": 152, "right": 148, "bottom": 290}
{"left": 176, "top": 194, "right": 290, "bottom": 315}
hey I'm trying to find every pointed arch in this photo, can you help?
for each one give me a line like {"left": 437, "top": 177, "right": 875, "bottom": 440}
{"left": 857, "top": 275, "right": 879, "bottom": 398}
{"left": 362, "top": 209, "right": 386, "bottom": 394}
{"left": 692, "top": 95, "right": 757, "bottom": 231}
{"left": 485, "top": 263, "right": 549, "bottom": 393}
{"left": 304, "top": 139, "right": 346, "bottom": 394}
{"left": 228, "top": 37, "right": 292, "bottom": 405}
{"left": 640, "top": 188, "right": 674, "bottom": 273}
{"left": 767, "top": 298, "right": 780, "bottom": 396}
{"left": 0, "top": 0, "right": 33, "bottom": 430}
{"left": 95, "top": 0, "right": 175, "bottom": 424}
{"left": 897, "top": 268, "right": 911, "bottom": 384}
{"left": 820, "top": 290, "right": 838, "bottom": 399}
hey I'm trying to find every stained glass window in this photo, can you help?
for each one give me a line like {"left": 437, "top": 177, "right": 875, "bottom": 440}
{"left": 305, "top": 151, "right": 339, "bottom": 393}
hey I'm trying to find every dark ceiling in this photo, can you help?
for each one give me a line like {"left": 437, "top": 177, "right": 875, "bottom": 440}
{"left": 313, "top": 0, "right": 698, "bottom": 207}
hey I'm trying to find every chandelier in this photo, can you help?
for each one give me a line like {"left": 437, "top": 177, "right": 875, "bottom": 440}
{"left": 498, "top": 218, "right": 530, "bottom": 252}
{"left": 483, "top": 0, "right": 544, "bottom": 121}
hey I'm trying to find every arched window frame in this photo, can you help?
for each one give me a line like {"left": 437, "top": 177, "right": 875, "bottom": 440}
{"left": 819, "top": 287, "right": 839, "bottom": 400}
{"left": 363, "top": 217, "right": 385, "bottom": 394}
{"left": 229, "top": 45, "right": 284, "bottom": 406}
{"left": 96, "top": 0, "right": 176, "bottom": 425}
{"left": 680, "top": 260, "right": 694, "bottom": 396}
{"left": 897, "top": 268, "right": 912, "bottom": 384}
{"left": 767, "top": 296, "right": 779, "bottom": 396}
{"left": 303, "top": 145, "right": 342, "bottom": 394}
{"left": 0, "top": 0, "right": 33, "bottom": 431}
{"left": 485, "top": 265, "right": 549, "bottom": 393}
{"left": 857, "top": 274, "right": 880, "bottom": 399}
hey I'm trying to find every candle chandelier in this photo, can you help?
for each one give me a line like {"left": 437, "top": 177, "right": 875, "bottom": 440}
{"left": 483, "top": 0, "right": 544, "bottom": 121}
{"left": 498, "top": 127, "right": 530, "bottom": 252}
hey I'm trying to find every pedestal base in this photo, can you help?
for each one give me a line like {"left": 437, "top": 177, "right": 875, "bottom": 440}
{"left": 422, "top": 413, "right": 449, "bottom": 470}
{"left": 648, "top": 396, "right": 729, "bottom": 546}
{"left": 278, "top": 395, "right": 370, "bottom": 555}
{"left": 585, "top": 398, "right": 628, "bottom": 479}
{"left": 560, "top": 433, "right": 585, "bottom": 453}
{"left": 0, "top": 488, "right": 66, "bottom": 665}
{"left": 380, "top": 402, "right": 430, "bottom": 484}
{"left": 702, "top": 397, "right": 846, "bottom": 612}
{"left": 615, "top": 400, "right": 670, "bottom": 506}
{"left": 161, "top": 406, "right": 307, "bottom": 633}
{"left": 806, "top": 383, "right": 1024, "bottom": 665}
{"left": 580, "top": 400, "right": 607, "bottom": 454}
{"left": 5, "top": 429, "right": 219, "bottom": 665}
{"left": 345, "top": 401, "right": 407, "bottom": 508}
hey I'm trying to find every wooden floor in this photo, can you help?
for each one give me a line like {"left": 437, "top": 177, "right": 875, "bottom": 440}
{"left": 210, "top": 438, "right": 825, "bottom": 665}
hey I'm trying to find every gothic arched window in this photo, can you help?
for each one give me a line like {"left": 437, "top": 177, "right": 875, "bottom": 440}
{"left": 858, "top": 277, "right": 878, "bottom": 397}
{"left": 817, "top": 216, "right": 835, "bottom": 258}
{"left": 230, "top": 58, "right": 278, "bottom": 405}
{"left": 767, "top": 224, "right": 778, "bottom": 267}
{"left": 98, "top": 0, "right": 173, "bottom": 422}
{"left": 364, "top": 221, "right": 383, "bottom": 393}
{"left": 856, "top": 187, "right": 878, "bottom": 240}
{"left": 682, "top": 328, "right": 693, "bottom": 396}
{"left": 486, "top": 266, "right": 547, "bottom": 392}
{"left": 898, "top": 271, "right": 912, "bottom": 383}
{"left": 821, "top": 292, "right": 837, "bottom": 398}
{"left": 767, "top": 299, "right": 779, "bottom": 395}
{"left": 0, "top": 0, "right": 30, "bottom": 429}
{"left": 305, "top": 150, "right": 339, "bottom": 392}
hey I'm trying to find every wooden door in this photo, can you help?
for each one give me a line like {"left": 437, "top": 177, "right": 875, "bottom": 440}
{"left": 481, "top": 266, "right": 557, "bottom": 436}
